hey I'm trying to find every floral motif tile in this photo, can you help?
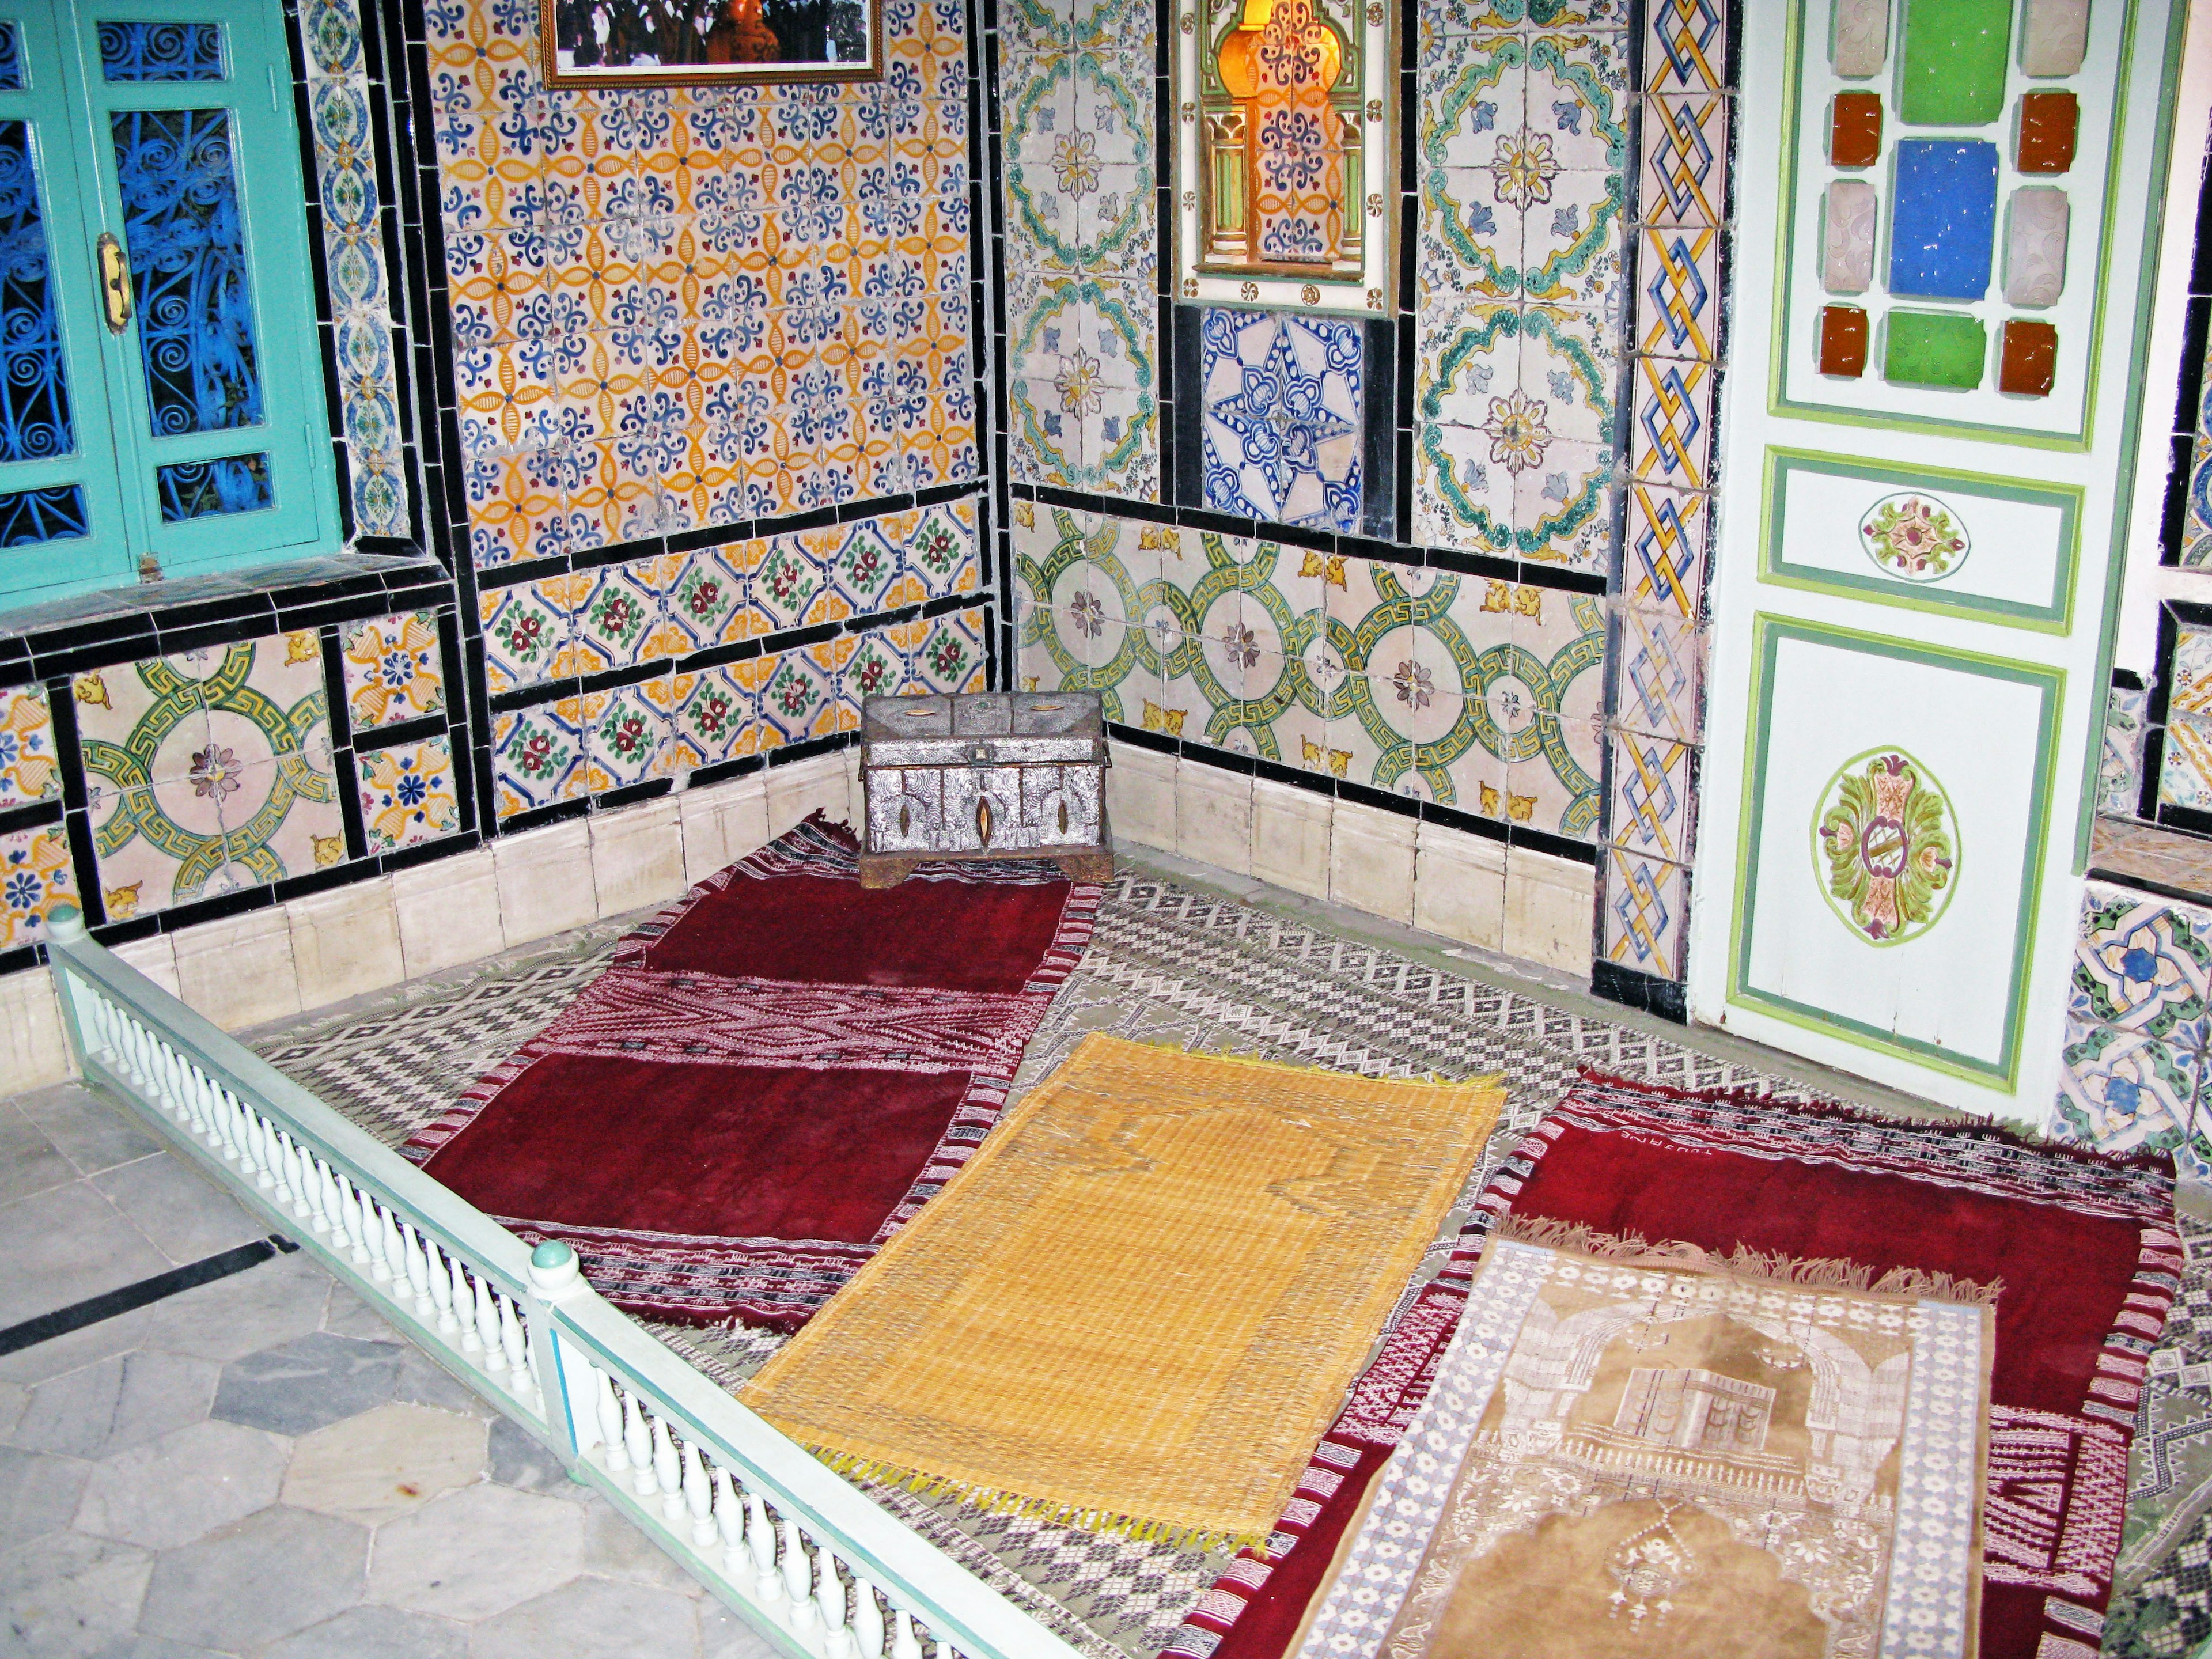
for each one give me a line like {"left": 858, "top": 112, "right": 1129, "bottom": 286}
{"left": 1007, "top": 270, "right": 1159, "bottom": 500}
{"left": 2054, "top": 1015, "right": 2199, "bottom": 1161}
{"left": 492, "top": 702, "right": 586, "bottom": 819}
{"left": 358, "top": 734, "right": 461, "bottom": 853}
{"left": 1003, "top": 48, "right": 1155, "bottom": 282}
{"left": 669, "top": 665, "right": 759, "bottom": 771}
{"left": 480, "top": 578, "right": 578, "bottom": 695}
{"left": 0, "top": 823, "right": 74, "bottom": 949}
{"left": 2160, "top": 715, "right": 2212, "bottom": 813}
{"left": 1600, "top": 847, "right": 1687, "bottom": 980}
{"left": 581, "top": 679, "right": 673, "bottom": 791}
{"left": 340, "top": 612, "right": 446, "bottom": 730}
{"left": 0, "top": 683, "right": 59, "bottom": 808}
{"left": 1199, "top": 309, "right": 1364, "bottom": 534}
{"left": 78, "top": 634, "right": 343, "bottom": 918}
{"left": 2074, "top": 888, "right": 2212, "bottom": 1037}
{"left": 756, "top": 649, "right": 841, "bottom": 749}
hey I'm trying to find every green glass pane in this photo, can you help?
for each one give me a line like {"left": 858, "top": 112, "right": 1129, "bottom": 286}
{"left": 1884, "top": 309, "right": 1987, "bottom": 388}
{"left": 1897, "top": 0, "right": 2013, "bottom": 127}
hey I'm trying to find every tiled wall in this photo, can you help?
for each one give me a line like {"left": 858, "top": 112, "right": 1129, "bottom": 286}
{"left": 2062, "top": 881, "right": 2212, "bottom": 1179}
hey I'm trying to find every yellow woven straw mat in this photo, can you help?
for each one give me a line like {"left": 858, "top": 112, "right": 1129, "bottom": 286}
{"left": 741, "top": 1033, "right": 1505, "bottom": 1550}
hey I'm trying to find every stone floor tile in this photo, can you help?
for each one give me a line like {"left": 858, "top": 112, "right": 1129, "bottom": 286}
{"left": 258, "top": 1603, "right": 468, "bottom": 1659}
{"left": 579, "top": 1491, "right": 705, "bottom": 1596}
{"left": 279, "top": 1402, "right": 486, "bottom": 1524}
{"left": 393, "top": 1349, "right": 495, "bottom": 1420}
{"left": 10, "top": 1350, "right": 220, "bottom": 1461}
{"left": 465, "top": 1575, "right": 700, "bottom": 1659}
{"left": 0, "top": 1380, "right": 28, "bottom": 1441}
{"left": 0, "top": 1530, "right": 154, "bottom": 1657}
{"left": 320, "top": 1286, "right": 403, "bottom": 1343}
{"left": 366, "top": 1483, "right": 586, "bottom": 1622}
{"left": 72, "top": 1419, "right": 289, "bottom": 1551}
{"left": 90, "top": 1156, "right": 267, "bottom": 1268}
{"left": 0, "top": 1307, "right": 155, "bottom": 1386}
{"left": 485, "top": 1414, "right": 573, "bottom": 1495}
{"left": 698, "top": 1599, "right": 782, "bottom": 1659}
{"left": 139, "top": 1253, "right": 331, "bottom": 1365}
{"left": 0, "top": 1443, "right": 92, "bottom": 1552}
{"left": 136, "top": 1505, "right": 368, "bottom": 1650}
{"left": 0, "top": 1184, "right": 170, "bottom": 1327}
{"left": 210, "top": 1333, "right": 400, "bottom": 1437}
{"left": 0, "top": 1100, "right": 81, "bottom": 1205}
{"left": 14, "top": 1082, "right": 162, "bottom": 1178}
{"left": 89, "top": 1635, "right": 237, "bottom": 1657}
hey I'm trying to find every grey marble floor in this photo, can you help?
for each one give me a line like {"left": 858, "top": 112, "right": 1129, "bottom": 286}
{"left": 1, "top": 1080, "right": 777, "bottom": 1659}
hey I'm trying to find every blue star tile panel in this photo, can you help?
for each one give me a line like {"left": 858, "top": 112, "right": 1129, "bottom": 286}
{"left": 1888, "top": 141, "right": 1999, "bottom": 301}
{"left": 1198, "top": 308, "right": 1363, "bottom": 534}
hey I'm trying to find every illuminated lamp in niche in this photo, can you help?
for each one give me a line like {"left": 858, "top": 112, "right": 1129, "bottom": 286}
{"left": 1888, "top": 139, "right": 1998, "bottom": 300}
{"left": 1829, "top": 91, "right": 1883, "bottom": 167}
{"left": 1885, "top": 310, "right": 1986, "bottom": 389}
{"left": 1817, "top": 305, "right": 1870, "bottom": 377}
{"left": 1998, "top": 319, "right": 2058, "bottom": 396}
{"left": 2016, "top": 90, "right": 2078, "bottom": 173}
{"left": 1217, "top": 0, "right": 1346, "bottom": 267}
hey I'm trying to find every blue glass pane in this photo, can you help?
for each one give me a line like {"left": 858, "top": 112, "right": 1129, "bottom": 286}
{"left": 98, "top": 22, "right": 224, "bottom": 81}
{"left": 0, "top": 25, "right": 25, "bottom": 90}
{"left": 0, "top": 122, "right": 71, "bottom": 463}
{"left": 0, "top": 482, "right": 84, "bottom": 544}
{"left": 1888, "top": 139, "right": 1999, "bottom": 301}
{"left": 111, "top": 108, "right": 263, "bottom": 437}
{"left": 156, "top": 452, "right": 268, "bottom": 521}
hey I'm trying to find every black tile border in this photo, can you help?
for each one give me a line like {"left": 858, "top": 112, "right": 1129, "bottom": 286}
{"left": 0, "top": 1235, "right": 301, "bottom": 1358}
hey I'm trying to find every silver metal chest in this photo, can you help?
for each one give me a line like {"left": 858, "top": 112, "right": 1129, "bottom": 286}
{"left": 857, "top": 691, "right": 1113, "bottom": 887}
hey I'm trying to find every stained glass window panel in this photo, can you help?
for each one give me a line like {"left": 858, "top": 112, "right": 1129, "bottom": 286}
{"left": 97, "top": 21, "right": 224, "bottom": 81}
{"left": 0, "top": 122, "right": 72, "bottom": 464}
{"left": 0, "top": 482, "right": 85, "bottom": 545}
{"left": 0, "top": 24, "right": 25, "bottom": 90}
{"left": 110, "top": 108, "right": 263, "bottom": 436}
{"left": 156, "top": 452, "right": 268, "bottom": 521}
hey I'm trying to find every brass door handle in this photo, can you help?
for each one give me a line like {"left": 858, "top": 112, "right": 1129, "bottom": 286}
{"left": 96, "top": 233, "right": 131, "bottom": 333}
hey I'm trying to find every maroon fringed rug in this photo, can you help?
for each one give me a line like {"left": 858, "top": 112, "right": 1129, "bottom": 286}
{"left": 406, "top": 814, "right": 1100, "bottom": 1328}
{"left": 1164, "top": 1073, "right": 2179, "bottom": 1659}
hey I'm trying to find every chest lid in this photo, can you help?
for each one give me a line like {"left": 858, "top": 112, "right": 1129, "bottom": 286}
{"left": 862, "top": 691, "right": 1106, "bottom": 766}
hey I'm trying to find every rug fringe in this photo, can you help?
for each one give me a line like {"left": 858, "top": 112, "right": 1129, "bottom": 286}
{"left": 815, "top": 1449, "right": 1266, "bottom": 1555}
{"left": 1494, "top": 1214, "right": 2005, "bottom": 1306}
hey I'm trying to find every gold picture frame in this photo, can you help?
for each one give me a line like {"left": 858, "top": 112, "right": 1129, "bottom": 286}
{"left": 539, "top": 0, "right": 884, "bottom": 86}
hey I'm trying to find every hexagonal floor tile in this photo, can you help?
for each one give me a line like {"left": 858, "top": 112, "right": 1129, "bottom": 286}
{"left": 0, "top": 1444, "right": 93, "bottom": 1553}
{"left": 365, "top": 1483, "right": 586, "bottom": 1621}
{"left": 258, "top": 1603, "right": 468, "bottom": 1659}
{"left": 11, "top": 1350, "right": 219, "bottom": 1461}
{"left": 467, "top": 1575, "right": 700, "bottom": 1659}
{"left": 211, "top": 1333, "right": 401, "bottom": 1437}
{"left": 72, "top": 1419, "right": 288, "bottom": 1551}
{"left": 136, "top": 1504, "right": 368, "bottom": 1650}
{"left": 0, "top": 1530, "right": 153, "bottom": 1657}
{"left": 280, "top": 1402, "right": 486, "bottom": 1524}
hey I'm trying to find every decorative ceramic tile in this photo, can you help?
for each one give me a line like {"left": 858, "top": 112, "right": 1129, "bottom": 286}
{"left": 2161, "top": 715, "right": 2212, "bottom": 813}
{"left": 1634, "top": 221, "right": 1719, "bottom": 362}
{"left": 1007, "top": 270, "right": 1160, "bottom": 500}
{"left": 1641, "top": 92, "right": 1726, "bottom": 228}
{"left": 1628, "top": 352, "right": 1711, "bottom": 493}
{"left": 0, "top": 823, "right": 74, "bottom": 948}
{"left": 0, "top": 683, "right": 58, "bottom": 808}
{"left": 1608, "top": 727, "right": 1694, "bottom": 863}
{"left": 581, "top": 679, "right": 672, "bottom": 791}
{"left": 757, "top": 649, "right": 842, "bottom": 749}
{"left": 491, "top": 701, "right": 585, "bottom": 819}
{"left": 2054, "top": 1016, "right": 2198, "bottom": 1161}
{"left": 1610, "top": 602, "right": 1700, "bottom": 743}
{"left": 1622, "top": 482, "right": 1709, "bottom": 621}
{"left": 2072, "top": 888, "right": 2212, "bottom": 1037}
{"left": 78, "top": 633, "right": 344, "bottom": 917}
{"left": 1601, "top": 847, "right": 1687, "bottom": 980}
{"left": 2100, "top": 682, "right": 2147, "bottom": 817}
{"left": 479, "top": 578, "right": 577, "bottom": 695}
{"left": 668, "top": 664, "right": 759, "bottom": 771}
{"left": 910, "top": 608, "right": 989, "bottom": 694}
{"left": 1643, "top": 0, "right": 1725, "bottom": 94}
{"left": 357, "top": 734, "right": 461, "bottom": 853}
{"left": 1199, "top": 308, "right": 1364, "bottom": 534}
{"left": 1002, "top": 48, "right": 1155, "bottom": 282}
{"left": 339, "top": 612, "right": 446, "bottom": 731}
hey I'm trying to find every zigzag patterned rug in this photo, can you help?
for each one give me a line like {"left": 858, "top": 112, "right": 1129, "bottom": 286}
{"left": 251, "top": 859, "right": 2212, "bottom": 1659}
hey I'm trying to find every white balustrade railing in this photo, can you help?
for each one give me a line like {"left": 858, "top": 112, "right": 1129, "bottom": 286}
{"left": 43, "top": 914, "right": 1082, "bottom": 1659}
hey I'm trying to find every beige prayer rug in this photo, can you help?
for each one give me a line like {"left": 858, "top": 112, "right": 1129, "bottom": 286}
{"left": 1293, "top": 1227, "right": 1997, "bottom": 1659}
{"left": 741, "top": 1032, "right": 1506, "bottom": 1548}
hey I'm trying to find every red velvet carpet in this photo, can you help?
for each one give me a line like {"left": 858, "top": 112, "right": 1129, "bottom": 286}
{"left": 406, "top": 815, "right": 1100, "bottom": 1327}
{"left": 1165, "top": 1073, "right": 2179, "bottom": 1659}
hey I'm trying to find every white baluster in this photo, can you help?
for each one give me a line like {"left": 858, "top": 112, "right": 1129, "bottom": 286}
{"left": 818, "top": 1547, "right": 855, "bottom": 1659}
{"left": 366, "top": 1205, "right": 397, "bottom": 1283}
{"left": 497, "top": 1292, "right": 528, "bottom": 1381}
{"left": 343, "top": 1178, "right": 374, "bottom": 1264}
{"left": 78, "top": 990, "right": 111, "bottom": 1064}
{"left": 156, "top": 1041, "right": 185, "bottom": 1119}
{"left": 90, "top": 993, "right": 122, "bottom": 1066}
{"left": 401, "top": 1223, "right": 433, "bottom": 1313}
{"left": 622, "top": 1392, "right": 654, "bottom": 1495}
{"left": 274, "top": 1131, "right": 304, "bottom": 1213}
{"left": 595, "top": 1370, "right": 628, "bottom": 1469}
{"left": 748, "top": 1493, "right": 783, "bottom": 1607}
{"left": 426, "top": 1243, "right": 458, "bottom": 1332}
{"left": 649, "top": 1415, "right": 683, "bottom": 1521}
{"left": 471, "top": 1273, "right": 505, "bottom": 1372}
{"left": 851, "top": 1579, "right": 885, "bottom": 1659}
{"left": 683, "top": 1440, "right": 715, "bottom": 1544}
{"left": 238, "top": 1099, "right": 271, "bottom": 1184}
{"left": 204, "top": 1074, "right": 240, "bottom": 1161}
{"left": 714, "top": 1469, "right": 745, "bottom": 1572}
{"left": 782, "top": 1517, "right": 820, "bottom": 1642}
{"left": 891, "top": 1609, "right": 923, "bottom": 1659}
{"left": 358, "top": 1196, "right": 392, "bottom": 1280}
{"left": 308, "top": 1158, "right": 338, "bottom": 1236}
{"left": 128, "top": 1023, "right": 154, "bottom": 1094}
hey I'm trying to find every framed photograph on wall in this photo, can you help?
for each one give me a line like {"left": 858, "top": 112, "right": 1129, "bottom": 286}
{"left": 540, "top": 0, "right": 882, "bottom": 86}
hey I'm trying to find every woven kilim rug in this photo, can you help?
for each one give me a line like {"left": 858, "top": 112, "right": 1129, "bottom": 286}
{"left": 401, "top": 814, "right": 1100, "bottom": 1327}
{"left": 254, "top": 862, "right": 2212, "bottom": 1659}
{"left": 743, "top": 1034, "right": 1505, "bottom": 1548}
{"left": 1293, "top": 1226, "right": 1999, "bottom": 1659}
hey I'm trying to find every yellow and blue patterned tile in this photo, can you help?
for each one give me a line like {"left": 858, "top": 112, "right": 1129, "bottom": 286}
{"left": 1641, "top": 88, "right": 1728, "bottom": 229}
{"left": 1643, "top": 0, "right": 1725, "bottom": 95}
{"left": 1620, "top": 480, "right": 1709, "bottom": 622}
{"left": 1609, "top": 601, "right": 1700, "bottom": 744}
{"left": 357, "top": 734, "right": 461, "bottom": 854}
{"left": 1608, "top": 727, "right": 1694, "bottom": 865}
{"left": 583, "top": 679, "right": 673, "bottom": 792}
{"left": 1600, "top": 848, "right": 1686, "bottom": 980}
{"left": 339, "top": 612, "right": 446, "bottom": 732}
{"left": 1, "top": 823, "right": 74, "bottom": 948}
{"left": 757, "top": 649, "right": 841, "bottom": 748}
{"left": 669, "top": 665, "right": 758, "bottom": 771}
{"left": 2158, "top": 716, "right": 2212, "bottom": 813}
{"left": 0, "top": 683, "right": 59, "bottom": 809}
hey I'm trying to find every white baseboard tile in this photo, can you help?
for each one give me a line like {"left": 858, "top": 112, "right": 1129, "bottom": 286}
{"left": 494, "top": 818, "right": 599, "bottom": 945}
{"left": 1414, "top": 820, "right": 1508, "bottom": 953}
{"left": 1250, "top": 777, "right": 1332, "bottom": 899}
